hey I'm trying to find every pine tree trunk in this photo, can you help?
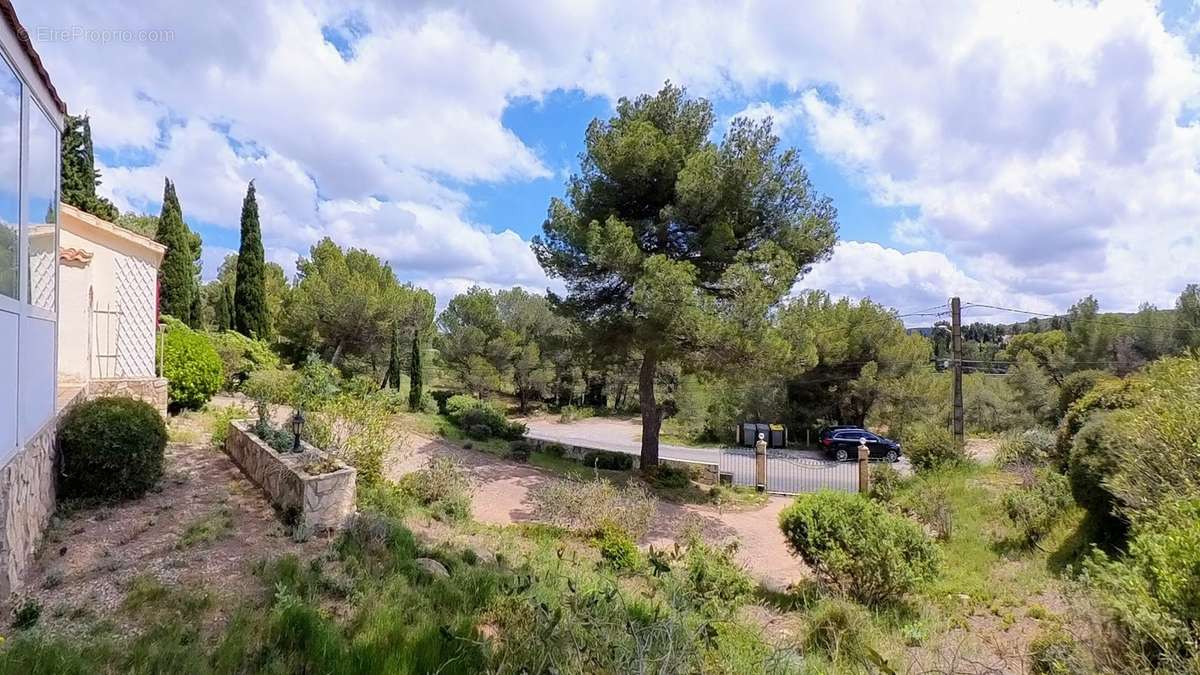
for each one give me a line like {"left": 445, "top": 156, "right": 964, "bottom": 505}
{"left": 638, "top": 349, "right": 661, "bottom": 468}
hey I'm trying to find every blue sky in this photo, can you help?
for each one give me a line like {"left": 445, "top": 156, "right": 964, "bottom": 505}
{"left": 19, "top": 0, "right": 1200, "bottom": 322}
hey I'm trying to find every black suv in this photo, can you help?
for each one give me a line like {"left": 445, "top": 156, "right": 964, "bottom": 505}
{"left": 819, "top": 426, "right": 902, "bottom": 463}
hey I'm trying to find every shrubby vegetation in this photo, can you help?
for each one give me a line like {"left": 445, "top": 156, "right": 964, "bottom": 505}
{"left": 1003, "top": 468, "right": 1073, "bottom": 547}
{"left": 396, "top": 457, "right": 472, "bottom": 522}
{"left": 779, "top": 491, "right": 939, "bottom": 605}
{"left": 58, "top": 397, "right": 167, "bottom": 501}
{"left": 443, "top": 394, "right": 526, "bottom": 441}
{"left": 1085, "top": 499, "right": 1200, "bottom": 670}
{"left": 161, "top": 317, "right": 223, "bottom": 410}
{"left": 531, "top": 477, "right": 655, "bottom": 540}
{"left": 206, "top": 330, "right": 279, "bottom": 391}
{"left": 902, "top": 422, "right": 965, "bottom": 473}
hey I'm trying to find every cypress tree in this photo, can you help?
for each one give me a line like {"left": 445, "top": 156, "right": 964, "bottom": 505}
{"left": 383, "top": 323, "right": 403, "bottom": 390}
{"left": 408, "top": 330, "right": 423, "bottom": 411}
{"left": 155, "top": 178, "right": 194, "bottom": 321}
{"left": 61, "top": 114, "right": 118, "bottom": 222}
{"left": 223, "top": 283, "right": 236, "bottom": 332}
{"left": 213, "top": 284, "right": 229, "bottom": 331}
{"left": 233, "top": 180, "right": 269, "bottom": 338}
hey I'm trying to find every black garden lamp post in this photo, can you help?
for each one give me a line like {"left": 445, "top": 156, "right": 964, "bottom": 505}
{"left": 291, "top": 409, "right": 305, "bottom": 452}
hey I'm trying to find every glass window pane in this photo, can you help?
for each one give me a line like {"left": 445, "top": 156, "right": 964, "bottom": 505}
{"left": 0, "top": 58, "right": 18, "bottom": 301}
{"left": 27, "top": 102, "right": 57, "bottom": 311}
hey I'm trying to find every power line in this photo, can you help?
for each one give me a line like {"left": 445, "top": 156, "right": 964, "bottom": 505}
{"left": 961, "top": 301, "right": 1200, "bottom": 334}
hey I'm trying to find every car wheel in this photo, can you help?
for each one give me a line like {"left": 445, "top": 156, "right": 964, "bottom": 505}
{"left": 885, "top": 450, "right": 898, "bottom": 463}
{"left": 835, "top": 448, "right": 849, "bottom": 462}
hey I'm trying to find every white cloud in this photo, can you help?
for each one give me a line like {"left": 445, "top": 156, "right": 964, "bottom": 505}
{"left": 17, "top": 0, "right": 1200, "bottom": 312}
{"left": 798, "top": 241, "right": 1060, "bottom": 325}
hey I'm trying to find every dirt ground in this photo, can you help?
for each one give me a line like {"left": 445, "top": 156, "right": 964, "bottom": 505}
{"left": 17, "top": 411, "right": 327, "bottom": 635}
{"left": 389, "top": 435, "right": 809, "bottom": 589}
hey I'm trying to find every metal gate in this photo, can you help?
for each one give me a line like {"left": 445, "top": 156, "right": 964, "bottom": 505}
{"left": 720, "top": 448, "right": 860, "bottom": 495}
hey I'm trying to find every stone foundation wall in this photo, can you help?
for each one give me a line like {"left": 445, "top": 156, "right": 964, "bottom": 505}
{"left": 660, "top": 458, "right": 719, "bottom": 485}
{"left": 225, "top": 421, "right": 356, "bottom": 531}
{"left": 526, "top": 438, "right": 719, "bottom": 484}
{"left": 0, "top": 387, "right": 85, "bottom": 599}
{"left": 86, "top": 377, "right": 168, "bottom": 416}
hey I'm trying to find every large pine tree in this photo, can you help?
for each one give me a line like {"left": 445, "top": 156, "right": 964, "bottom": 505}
{"left": 155, "top": 178, "right": 194, "bottom": 321}
{"left": 234, "top": 180, "right": 269, "bottom": 338}
{"left": 61, "top": 114, "right": 119, "bottom": 222}
{"left": 408, "top": 330, "right": 423, "bottom": 411}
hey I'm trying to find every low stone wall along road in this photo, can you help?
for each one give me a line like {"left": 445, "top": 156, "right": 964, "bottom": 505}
{"left": 522, "top": 417, "right": 883, "bottom": 494}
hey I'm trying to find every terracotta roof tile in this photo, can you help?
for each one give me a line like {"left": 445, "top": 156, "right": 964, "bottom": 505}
{"left": 60, "top": 247, "right": 93, "bottom": 265}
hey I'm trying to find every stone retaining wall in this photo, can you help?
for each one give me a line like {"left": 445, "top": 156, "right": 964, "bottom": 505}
{"left": 86, "top": 377, "right": 168, "bottom": 416}
{"left": 224, "top": 421, "right": 356, "bottom": 531}
{"left": 0, "top": 387, "right": 85, "bottom": 599}
{"left": 526, "top": 437, "right": 719, "bottom": 484}
{"left": 660, "top": 457, "right": 719, "bottom": 485}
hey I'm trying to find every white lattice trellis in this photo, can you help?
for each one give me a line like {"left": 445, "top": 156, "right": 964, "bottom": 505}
{"left": 28, "top": 246, "right": 55, "bottom": 311}
{"left": 114, "top": 255, "right": 157, "bottom": 377}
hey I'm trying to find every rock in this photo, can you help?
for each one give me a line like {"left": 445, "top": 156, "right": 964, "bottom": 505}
{"left": 416, "top": 557, "right": 450, "bottom": 578}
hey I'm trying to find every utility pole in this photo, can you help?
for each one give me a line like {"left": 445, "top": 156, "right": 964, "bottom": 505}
{"left": 951, "top": 296, "right": 964, "bottom": 444}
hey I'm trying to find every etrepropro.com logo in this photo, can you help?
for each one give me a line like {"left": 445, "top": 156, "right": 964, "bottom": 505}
{"left": 34, "top": 26, "right": 175, "bottom": 44}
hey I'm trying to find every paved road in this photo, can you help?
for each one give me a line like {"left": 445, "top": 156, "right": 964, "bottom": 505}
{"left": 524, "top": 417, "right": 864, "bottom": 494}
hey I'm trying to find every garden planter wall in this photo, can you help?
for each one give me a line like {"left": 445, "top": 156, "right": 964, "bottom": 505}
{"left": 224, "top": 421, "right": 356, "bottom": 531}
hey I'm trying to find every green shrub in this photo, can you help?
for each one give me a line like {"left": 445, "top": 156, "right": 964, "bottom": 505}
{"left": 1085, "top": 499, "right": 1200, "bottom": 669}
{"left": 1068, "top": 412, "right": 1125, "bottom": 525}
{"left": 59, "top": 397, "right": 167, "bottom": 501}
{"left": 531, "top": 477, "right": 655, "bottom": 539}
{"left": 642, "top": 464, "right": 690, "bottom": 490}
{"left": 679, "top": 537, "right": 754, "bottom": 617}
{"left": 1055, "top": 376, "right": 1140, "bottom": 470}
{"left": 206, "top": 330, "right": 280, "bottom": 391}
{"left": 161, "top": 317, "right": 223, "bottom": 410}
{"left": 583, "top": 450, "right": 634, "bottom": 471}
{"left": 430, "top": 389, "right": 456, "bottom": 415}
{"left": 210, "top": 404, "right": 253, "bottom": 447}
{"left": 802, "top": 598, "right": 874, "bottom": 667}
{"left": 1003, "top": 469, "right": 1073, "bottom": 546}
{"left": 446, "top": 395, "right": 526, "bottom": 441}
{"left": 1054, "top": 369, "right": 1113, "bottom": 422}
{"left": 868, "top": 463, "right": 904, "bottom": 502}
{"left": 593, "top": 522, "right": 640, "bottom": 571}
{"left": 996, "top": 428, "right": 1057, "bottom": 467}
{"left": 398, "top": 457, "right": 473, "bottom": 522}
{"left": 242, "top": 369, "right": 297, "bottom": 406}
{"left": 779, "top": 491, "right": 939, "bottom": 605}
{"left": 306, "top": 394, "right": 393, "bottom": 485}
{"left": 1029, "top": 628, "right": 1083, "bottom": 674}
{"left": 507, "top": 440, "right": 531, "bottom": 463}
{"left": 252, "top": 419, "right": 296, "bottom": 453}
{"left": 11, "top": 597, "right": 40, "bottom": 630}
{"left": 543, "top": 443, "right": 568, "bottom": 458}
{"left": 903, "top": 422, "right": 966, "bottom": 473}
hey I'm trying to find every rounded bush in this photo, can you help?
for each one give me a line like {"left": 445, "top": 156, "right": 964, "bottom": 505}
{"left": 996, "top": 428, "right": 1057, "bottom": 468}
{"left": 467, "top": 423, "right": 492, "bottom": 440}
{"left": 162, "top": 319, "right": 223, "bottom": 410}
{"left": 868, "top": 463, "right": 905, "bottom": 502}
{"left": 507, "top": 440, "right": 531, "bottom": 462}
{"left": 1055, "top": 370, "right": 1112, "bottom": 422}
{"left": 543, "top": 443, "right": 568, "bottom": 458}
{"left": 59, "top": 397, "right": 167, "bottom": 501}
{"left": 1068, "top": 412, "right": 1125, "bottom": 521}
{"left": 583, "top": 450, "right": 634, "bottom": 471}
{"left": 779, "top": 491, "right": 939, "bottom": 605}
{"left": 207, "top": 330, "right": 280, "bottom": 391}
{"left": 593, "top": 522, "right": 640, "bottom": 571}
{"left": 903, "top": 423, "right": 965, "bottom": 473}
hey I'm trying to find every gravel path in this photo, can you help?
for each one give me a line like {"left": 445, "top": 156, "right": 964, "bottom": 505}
{"left": 389, "top": 435, "right": 808, "bottom": 589}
